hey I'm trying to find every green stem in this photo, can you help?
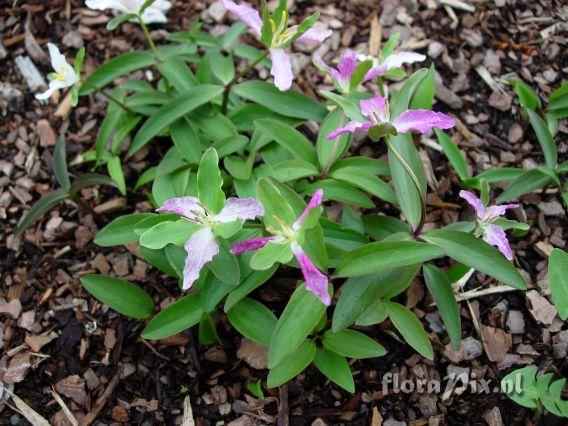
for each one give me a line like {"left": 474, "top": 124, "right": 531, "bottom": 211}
{"left": 221, "top": 50, "right": 270, "bottom": 114}
{"left": 321, "top": 112, "right": 346, "bottom": 178}
{"left": 385, "top": 137, "right": 426, "bottom": 236}
{"left": 138, "top": 16, "right": 161, "bottom": 61}
{"left": 81, "top": 79, "right": 135, "bottom": 114}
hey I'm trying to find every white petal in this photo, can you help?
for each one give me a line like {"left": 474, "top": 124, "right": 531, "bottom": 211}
{"left": 35, "top": 80, "right": 69, "bottom": 100}
{"left": 382, "top": 52, "right": 426, "bottom": 70}
{"left": 214, "top": 197, "right": 264, "bottom": 223}
{"left": 269, "top": 48, "right": 293, "bottom": 91}
{"left": 182, "top": 227, "right": 219, "bottom": 290}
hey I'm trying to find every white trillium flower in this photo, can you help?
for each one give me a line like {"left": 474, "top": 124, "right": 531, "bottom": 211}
{"left": 85, "top": 0, "right": 172, "bottom": 24}
{"left": 35, "top": 43, "right": 80, "bottom": 101}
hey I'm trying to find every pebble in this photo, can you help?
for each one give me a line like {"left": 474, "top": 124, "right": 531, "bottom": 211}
{"left": 428, "top": 41, "right": 444, "bottom": 59}
{"left": 538, "top": 200, "right": 564, "bottom": 217}
{"left": 552, "top": 330, "right": 568, "bottom": 359}
{"left": 506, "top": 311, "right": 525, "bottom": 334}
{"left": 508, "top": 123, "right": 523, "bottom": 143}
{"left": 208, "top": 1, "right": 226, "bottom": 22}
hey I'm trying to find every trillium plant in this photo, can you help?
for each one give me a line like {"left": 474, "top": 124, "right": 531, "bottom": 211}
{"left": 22, "top": 0, "right": 568, "bottom": 396}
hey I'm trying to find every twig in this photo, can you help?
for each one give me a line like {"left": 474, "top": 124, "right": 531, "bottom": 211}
{"left": 51, "top": 388, "right": 79, "bottom": 426}
{"left": 277, "top": 384, "right": 289, "bottom": 426}
{"left": 140, "top": 339, "right": 171, "bottom": 361}
{"left": 455, "top": 285, "right": 518, "bottom": 301}
{"left": 82, "top": 365, "right": 122, "bottom": 426}
{"left": 182, "top": 395, "right": 195, "bottom": 426}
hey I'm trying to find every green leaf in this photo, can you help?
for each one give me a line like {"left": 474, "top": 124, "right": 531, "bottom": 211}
{"left": 227, "top": 297, "right": 277, "bottom": 346}
{"left": 273, "top": 159, "right": 319, "bottom": 182}
{"left": 53, "top": 136, "right": 70, "bottom": 190}
{"left": 15, "top": 189, "right": 69, "bottom": 239}
{"left": 256, "top": 178, "right": 296, "bottom": 228}
{"left": 317, "top": 108, "right": 351, "bottom": 170}
{"left": 210, "top": 51, "right": 235, "bottom": 85}
{"left": 201, "top": 273, "right": 234, "bottom": 312}
{"left": 208, "top": 240, "right": 240, "bottom": 285}
{"left": 301, "top": 180, "right": 373, "bottom": 209}
{"left": 356, "top": 299, "right": 388, "bottom": 326}
{"left": 142, "top": 293, "right": 203, "bottom": 340}
{"left": 250, "top": 241, "right": 293, "bottom": 270}
{"left": 510, "top": 80, "right": 541, "bottom": 111}
{"left": 362, "top": 215, "right": 410, "bottom": 241}
{"left": 423, "top": 264, "right": 461, "bottom": 349}
{"left": 548, "top": 248, "right": 568, "bottom": 320}
{"left": 129, "top": 85, "right": 223, "bottom": 155}
{"left": 501, "top": 366, "right": 539, "bottom": 409}
{"left": 170, "top": 118, "right": 202, "bottom": 165}
{"left": 319, "top": 91, "right": 366, "bottom": 122}
{"left": 323, "top": 329, "right": 386, "bottom": 359}
{"left": 157, "top": 57, "right": 198, "bottom": 92}
{"left": 233, "top": 80, "right": 326, "bottom": 121}
{"left": 313, "top": 348, "right": 354, "bottom": 393}
{"left": 255, "top": 119, "right": 317, "bottom": 166}
{"left": 390, "top": 68, "right": 428, "bottom": 117}
{"left": 139, "top": 220, "right": 198, "bottom": 249}
{"left": 107, "top": 13, "right": 138, "bottom": 30}
{"left": 141, "top": 245, "right": 178, "bottom": 277}
{"left": 329, "top": 166, "right": 397, "bottom": 205}
{"left": 199, "top": 312, "right": 221, "bottom": 345}
{"left": 422, "top": 230, "right": 526, "bottom": 289}
{"left": 81, "top": 274, "right": 154, "bottom": 319}
{"left": 212, "top": 135, "right": 249, "bottom": 158}
{"left": 435, "top": 129, "right": 469, "bottom": 180}
{"left": 527, "top": 109, "right": 557, "bottom": 168}
{"left": 388, "top": 133, "right": 426, "bottom": 230}
{"left": 409, "top": 63, "right": 435, "bottom": 110}
{"left": 268, "top": 283, "right": 328, "bottom": 368}
{"left": 384, "top": 301, "right": 433, "bottom": 359}
{"left": 495, "top": 169, "right": 552, "bottom": 203}
{"left": 267, "top": 340, "right": 316, "bottom": 388}
{"left": 79, "top": 51, "right": 156, "bottom": 95}
{"left": 107, "top": 156, "right": 126, "bottom": 195}
{"left": 224, "top": 264, "right": 278, "bottom": 311}
{"left": 197, "top": 148, "right": 225, "bottom": 214}
{"left": 332, "top": 266, "right": 420, "bottom": 332}
{"left": 330, "top": 157, "right": 390, "bottom": 176}
{"left": 334, "top": 241, "right": 443, "bottom": 278}
{"left": 94, "top": 213, "right": 154, "bottom": 247}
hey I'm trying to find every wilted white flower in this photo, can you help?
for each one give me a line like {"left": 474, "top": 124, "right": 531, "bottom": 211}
{"left": 35, "top": 43, "right": 79, "bottom": 101}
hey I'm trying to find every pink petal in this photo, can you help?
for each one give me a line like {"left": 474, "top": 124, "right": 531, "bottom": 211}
{"left": 214, "top": 197, "right": 264, "bottom": 223}
{"left": 296, "top": 28, "right": 332, "bottom": 43}
{"left": 337, "top": 50, "right": 357, "bottom": 81}
{"left": 292, "top": 244, "right": 330, "bottom": 306}
{"left": 220, "top": 0, "right": 262, "bottom": 36}
{"left": 459, "top": 190, "right": 485, "bottom": 219}
{"left": 360, "top": 95, "right": 388, "bottom": 122}
{"left": 157, "top": 196, "right": 204, "bottom": 220}
{"left": 313, "top": 56, "right": 342, "bottom": 83}
{"left": 363, "top": 65, "right": 388, "bottom": 82}
{"left": 485, "top": 204, "right": 519, "bottom": 221}
{"left": 230, "top": 236, "right": 276, "bottom": 255}
{"left": 269, "top": 48, "right": 293, "bottom": 91}
{"left": 381, "top": 51, "right": 426, "bottom": 70}
{"left": 326, "top": 121, "right": 372, "bottom": 140}
{"left": 293, "top": 189, "right": 323, "bottom": 229}
{"left": 182, "top": 227, "right": 219, "bottom": 289}
{"left": 483, "top": 224, "right": 513, "bottom": 260}
{"left": 392, "top": 109, "right": 455, "bottom": 134}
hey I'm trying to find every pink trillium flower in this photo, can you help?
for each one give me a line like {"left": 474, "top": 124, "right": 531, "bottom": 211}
{"left": 459, "top": 190, "right": 519, "bottom": 260}
{"left": 157, "top": 196, "right": 264, "bottom": 290}
{"left": 221, "top": 0, "right": 332, "bottom": 91}
{"left": 359, "top": 51, "right": 426, "bottom": 81}
{"left": 326, "top": 94, "right": 455, "bottom": 140}
{"left": 231, "top": 189, "right": 331, "bottom": 305}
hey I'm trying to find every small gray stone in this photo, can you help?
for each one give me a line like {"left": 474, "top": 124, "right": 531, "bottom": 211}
{"left": 506, "top": 311, "right": 525, "bottom": 334}
{"left": 209, "top": 1, "right": 227, "bottom": 22}
{"left": 428, "top": 41, "right": 444, "bottom": 59}
{"left": 552, "top": 330, "right": 568, "bottom": 359}
{"left": 539, "top": 201, "right": 564, "bottom": 217}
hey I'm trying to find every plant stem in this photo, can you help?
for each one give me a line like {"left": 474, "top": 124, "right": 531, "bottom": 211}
{"left": 81, "top": 79, "right": 135, "bottom": 114}
{"left": 138, "top": 16, "right": 161, "bottom": 61}
{"left": 385, "top": 138, "right": 427, "bottom": 236}
{"left": 221, "top": 50, "right": 270, "bottom": 114}
{"left": 321, "top": 112, "right": 346, "bottom": 178}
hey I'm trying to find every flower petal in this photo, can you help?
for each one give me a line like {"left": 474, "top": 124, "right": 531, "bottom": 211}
{"left": 337, "top": 50, "right": 357, "bottom": 81}
{"left": 360, "top": 95, "right": 388, "bottom": 122}
{"left": 157, "top": 196, "right": 204, "bottom": 220}
{"left": 35, "top": 80, "right": 69, "bottom": 100}
{"left": 483, "top": 224, "right": 513, "bottom": 260}
{"left": 459, "top": 190, "right": 485, "bottom": 219}
{"left": 269, "top": 48, "right": 294, "bottom": 91}
{"left": 363, "top": 65, "right": 388, "bottom": 82}
{"left": 296, "top": 28, "right": 332, "bottom": 43}
{"left": 326, "top": 121, "right": 372, "bottom": 140}
{"left": 293, "top": 189, "right": 323, "bottom": 230}
{"left": 292, "top": 244, "right": 330, "bottom": 306}
{"left": 313, "top": 56, "right": 342, "bottom": 83}
{"left": 182, "top": 227, "right": 219, "bottom": 289}
{"left": 85, "top": 0, "right": 123, "bottom": 12}
{"left": 230, "top": 236, "right": 276, "bottom": 255}
{"left": 392, "top": 109, "right": 455, "bottom": 134}
{"left": 140, "top": 1, "right": 171, "bottom": 24}
{"left": 381, "top": 51, "right": 426, "bottom": 70}
{"left": 214, "top": 197, "right": 264, "bottom": 223}
{"left": 485, "top": 204, "right": 519, "bottom": 221}
{"left": 220, "top": 0, "right": 262, "bottom": 36}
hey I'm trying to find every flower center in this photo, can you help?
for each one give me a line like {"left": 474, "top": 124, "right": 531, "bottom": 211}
{"left": 270, "top": 12, "right": 295, "bottom": 48}
{"left": 267, "top": 216, "right": 297, "bottom": 242}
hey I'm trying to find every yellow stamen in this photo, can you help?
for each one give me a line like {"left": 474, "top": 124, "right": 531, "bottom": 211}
{"left": 53, "top": 73, "right": 66, "bottom": 81}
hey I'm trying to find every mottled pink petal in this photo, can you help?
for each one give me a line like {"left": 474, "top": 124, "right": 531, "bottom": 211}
{"left": 483, "top": 224, "right": 513, "bottom": 260}
{"left": 360, "top": 95, "right": 388, "bottom": 122}
{"left": 157, "top": 196, "right": 204, "bottom": 220}
{"left": 230, "top": 236, "right": 276, "bottom": 255}
{"left": 293, "top": 189, "right": 323, "bottom": 230}
{"left": 292, "top": 244, "right": 330, "bottom": 306}
{"left": 485, "top": 204, "right": 519, "bottom": 221}
{"left": 214, "top": 197, "right": 264, "bottom": 223}
{"left": 459, "top": 190, "right": 485, "bottom": 219}
{"left": 220, "top": 0, "right": 262, "bottom": 35}
{"left": 337, "top": 50, "right": 357, "bottom": 81}
{"left": 326, "top": 121, "right": 372, "bottom": 140}
{"left": 381, "top": 51, "right": 426, "bottom": 70}
{"left": 269, "top": 48, "right": 293, "bottom": 91}
{"left": 296, "top": 28, "right": 332, "bottom": 43}
{"left": 392, "top": 109, "right": 455, "bottom": 134}
{"left": 363, "top": 65, "right": 388, "bottom": 82}
{"left": 313, "top": 56, "right": 342, "bottom": 82}
{"left": 182, "top": 227, "right": 219, "bottom": 290}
